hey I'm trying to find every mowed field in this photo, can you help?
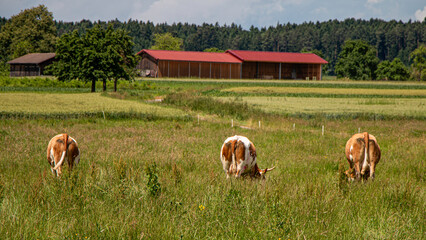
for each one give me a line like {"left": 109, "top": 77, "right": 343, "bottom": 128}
{"left": 0, "top": 78, "right": 425, "bottom": 239}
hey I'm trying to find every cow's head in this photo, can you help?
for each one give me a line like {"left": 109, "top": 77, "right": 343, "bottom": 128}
{"left": 345, "top": 168, "right": 356, "bottom": 181}
{"left": 257, "top": 167, "right": 275, "bottom": 179}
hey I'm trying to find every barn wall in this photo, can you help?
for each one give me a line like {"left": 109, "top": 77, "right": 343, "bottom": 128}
{"left": 10, "top": 64, "right": 40, "bottom": 77}
{"left": 242, "top": 62, "right": 322, "bottom": 80}
{"left": 137, "top": 53, "right": 158, "bottom": 77}
{"left": 156, "top": 60, "right": 241, "bottom": 79}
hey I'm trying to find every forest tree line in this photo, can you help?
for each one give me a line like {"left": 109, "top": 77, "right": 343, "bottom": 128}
{"left": 52, "top": 18, "right": 425, "bottom": 74}
{"left": 0, "top": 5, "right": 425, "bottom": 76}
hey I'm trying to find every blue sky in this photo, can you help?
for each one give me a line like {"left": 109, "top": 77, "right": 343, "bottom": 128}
{"left": 1, "top": 0, "right": 425, "bottom": 29}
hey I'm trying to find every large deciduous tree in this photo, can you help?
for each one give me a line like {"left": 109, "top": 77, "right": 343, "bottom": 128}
{"left": 150, "top": 33, "right": 183, "bottom": 51}
{"left": 52, "top": 24, "right": 137, "bottom": 92}
{"left": 0, "top": 5, "right": 57, "bottom": 61}
{"left": 335, "top": 40, "right": 380, "bottom": 80}
{"left": 375, "top": 58, "right": 410, "bottom": 80}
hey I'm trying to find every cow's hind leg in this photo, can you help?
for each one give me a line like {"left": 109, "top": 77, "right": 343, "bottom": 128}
{"left": 369, "top": 161, "right": 376, "bottom": 180}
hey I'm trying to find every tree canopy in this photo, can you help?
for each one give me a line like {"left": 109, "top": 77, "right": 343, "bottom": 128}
{"left": 410, "top": 44, "right": 426, "bottom": 81}
{"left": 51, "top": 24, "right": 137, "bottom": 92}
{"left": 0, "top": 5, "right": 57, "bottom": 61}
{"left": 335, "top": 40, "right": 379, "bottom": 80}
{"left": 375, "top": 58, "right": 410, "bottom": 81}
{"left": 150, "top": 33, "right": 183, "bottom": 51}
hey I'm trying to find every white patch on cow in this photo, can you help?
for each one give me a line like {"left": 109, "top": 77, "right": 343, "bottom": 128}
{"left": 349, "top": 145, "right": 353, "bottom": 161}
{"left": 238, "top": 136, "right": 251, "bottom": 149}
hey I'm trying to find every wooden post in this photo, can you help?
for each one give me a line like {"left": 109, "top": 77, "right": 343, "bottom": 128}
{"left": 279, "top": 63, "right": 282, "bottom": 80}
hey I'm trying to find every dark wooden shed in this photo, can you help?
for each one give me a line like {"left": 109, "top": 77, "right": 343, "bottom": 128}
{"left": 136, "top": 49, "right": 242, "bottom": 79}
{"left": 226, "top": 50, "right": 328, "bottom": 80}
{"left": 7, "top": 53, "right": 56, "bottom": 77}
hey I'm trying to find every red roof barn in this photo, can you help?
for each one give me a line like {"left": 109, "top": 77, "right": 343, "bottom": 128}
{"left": 226, "top": 50, "right": 328, "bottom": 80}
{"left": 137, "top": 49, "right": 242, "bottom": 79}
{"left": 136, "top": 49, "right": 328, "bottom": 80}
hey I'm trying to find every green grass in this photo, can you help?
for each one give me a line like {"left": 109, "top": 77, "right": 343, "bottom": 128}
{"left": 0, "top": 118, "right": 424, "bottom": 239}
{"left": 222, "top": 86, "right": 426, "bottom": 96}
{"left": 0, "top": 92, "right": 189, "bottom": 120}
{"left": 218, "top": 96, "right": 426, "bottom": 120}
{"left": 0, "top": 77, "right": 424, "bottom": 239}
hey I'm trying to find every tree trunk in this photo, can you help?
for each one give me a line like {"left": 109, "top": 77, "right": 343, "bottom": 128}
{"left": 114, "top": 79, "right": 117, "bottom": 92}
{"left": 103, "top": 80, "right": 106, "bottom": 91}
{"left": 91, "top": 80, "right": 96, "bottom": 92}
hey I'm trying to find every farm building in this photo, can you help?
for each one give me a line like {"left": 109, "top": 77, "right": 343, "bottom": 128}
{"left": 137, "top": 49, "right": 328, "bottom": 80}
{"left": 136, "top": 49, "right": 243, "bottom": 79}
{"left": 226, "top": 50, "right": 328, "bottom": 80}
{"left": 7, "top": 53, "right": 56, "bottom": 77}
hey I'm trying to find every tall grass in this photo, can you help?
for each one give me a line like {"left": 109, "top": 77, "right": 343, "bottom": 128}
{"left": 0, "top": 118, "right": 424, "bottom": 239}
{"left": 163, "top": 91, "right": 265, "bottom": 120}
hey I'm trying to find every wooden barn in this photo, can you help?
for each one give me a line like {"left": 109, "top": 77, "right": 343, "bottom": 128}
{"left": 226, "top": 50, "right": 328, "bottom": 80}
{"left": 7, "top": 53, "right": 56, "bottom": 77}
{"left": 136, "top": 49, "right": 243, "bottom": 79}
{"left": 136, "top": 49, "right": 328, "bottom": 80}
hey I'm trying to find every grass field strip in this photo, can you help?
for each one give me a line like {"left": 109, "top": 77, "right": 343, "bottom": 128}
{"left": 222, "top": 86, "right": 426, "bottom": 96}
{"left": 0, "top": 93, "right": 188, "bottom": 117}
{"left": 218, "top": 96, "right": 426, "bottom": 118}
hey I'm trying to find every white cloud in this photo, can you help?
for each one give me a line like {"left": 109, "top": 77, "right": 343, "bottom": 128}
{"left": 1, "top": 0, "right": 425, "bottom": 28}
{"left": 130, "top": 0, "right": 295, "bottom": 28}
{"left": 414, "top": 6, "right": 426, "bottom": 21}
{"left": 367, "top": 0, "right": 383, "bottom": 4}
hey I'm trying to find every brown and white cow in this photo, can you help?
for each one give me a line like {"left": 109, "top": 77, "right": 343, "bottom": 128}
{"left": 345, "top": 132, "right": 381, "bottom": 181}
{"left": 220, "top": 135, "right": 275, "bottom": 179}
{"left": 47, "top": 133, "right": 80, "bottom": 176}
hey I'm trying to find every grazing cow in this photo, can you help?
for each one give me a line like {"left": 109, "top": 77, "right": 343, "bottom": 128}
{"left": 345, "top": 132, "right": 381, "bottom": 181}
{"left": 47, "top": 133, "right": 80, "bottom": 176}
{"left": 220, "top": 135, "right": 275, "bottom": 179}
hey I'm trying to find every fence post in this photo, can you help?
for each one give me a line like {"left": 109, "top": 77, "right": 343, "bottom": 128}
{"left": 322, "top": 125, "right": 324, "bottom": 136}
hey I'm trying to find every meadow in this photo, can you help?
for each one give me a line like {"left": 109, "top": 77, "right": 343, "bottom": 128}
{"left": 0, "top": 78, "right": 425, "bottom": 239}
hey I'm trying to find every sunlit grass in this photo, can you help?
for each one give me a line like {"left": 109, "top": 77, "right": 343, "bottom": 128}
{"left": 0, "top": 92, "right": 187, "bottom": 117}
{"left": 218, "top": 96, "right": 426, "bottom": 118}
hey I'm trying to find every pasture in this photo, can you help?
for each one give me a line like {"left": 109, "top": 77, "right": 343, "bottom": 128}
{"left": 0, "top": 78, "right": 424, "bottom": 239}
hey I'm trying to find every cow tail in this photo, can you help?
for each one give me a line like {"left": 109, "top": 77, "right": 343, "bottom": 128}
{"left": 53, "top": 133, "right": 69, "bottom": 171}
{"left": 361, "top": 132, "right": 370, "bottom": 174}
